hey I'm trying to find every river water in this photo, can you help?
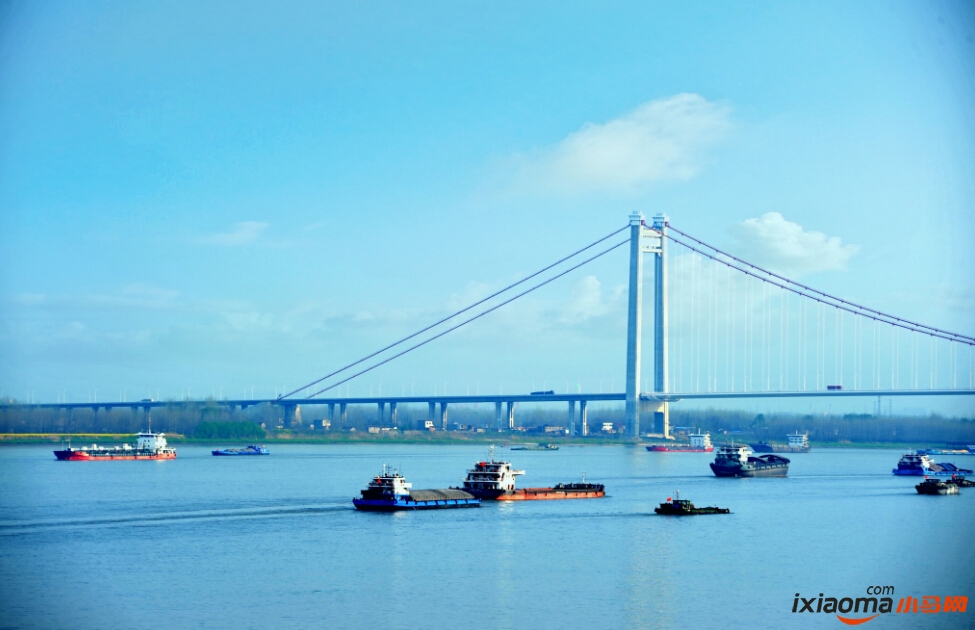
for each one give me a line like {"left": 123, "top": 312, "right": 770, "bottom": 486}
{"left": 1, "top": 443, "right": 972, "bottom": 629}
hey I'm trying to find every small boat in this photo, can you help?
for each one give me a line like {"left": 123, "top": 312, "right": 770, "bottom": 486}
{"left": 915, "top": 478, "right": 960, "bottom": 495}
{"left": 709, "top": 445, "right": 789, "bottom": 477}
{"left": 654, "top": 490, "right": 729, "bottom": 515}
{"left": 212, "top": 445, "right": 269, "bottom": 456}
{"left": 510, "top": 443, "right": 559, "bottom": 451}
{"left": 353, "top": 465, "right": 480, "bottom": 511}
{"left": 892, "top": 452, "right": 973, "bottom": 476}
{"left": 647, "top": 431, "right": 713, "bottom": 452}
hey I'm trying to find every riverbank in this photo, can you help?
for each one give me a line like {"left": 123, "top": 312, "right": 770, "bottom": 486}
{"left": 0, "top": 432, "right": 966, "bottom": 450}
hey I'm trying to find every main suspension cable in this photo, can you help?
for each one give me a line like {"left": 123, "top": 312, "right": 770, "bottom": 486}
{"left": 280, "top": 224, "right": 629, "bottom": 399}
{"left": 666, "top": 224, "right": 975, "bottom": 343}
{"left": 302, "top": 237, "right": 630, "bottom": 399}
{"left": 657, "top": 229, "right": 974, "bottom": 346}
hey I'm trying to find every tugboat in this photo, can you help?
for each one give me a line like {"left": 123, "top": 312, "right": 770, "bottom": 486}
{"left": 647, "top": 431, "right": 714, "bottom": 452}
{"left": 353, "top": 465, "right": 480, "bottom": 511}
{"left": 654, "top": 490, "right": 729, "bottom": 515}
{"left": 212, "top": 445, "right": 269, "bottom": 456}
{"left": 915, "top": 477, "right": 960, "bottom": 495}
{"left": 709, "top": 445, "right": 789, "bottom": 477}
{"left": 461, "top": 446, "right": 605, "bottom": 500}
{"left": 54, "top": 415, "right": 176, "bottom": 461}
{"left": 892, "top": 452, "right": 973, "bottom": 476}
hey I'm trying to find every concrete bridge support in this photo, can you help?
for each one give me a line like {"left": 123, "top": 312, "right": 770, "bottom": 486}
{"left": 377, "top": 402, "right": 386, "bottom": 425}
{"left": 579, "top": 400, "right": 588, "bottom": 436}
{"left": 567, "top": 400, "right": 576, "bottom": 436}
{"left": 389, "top": 402, "right": 397, "bottom": 426}
{"left": 640, "top": 399, "right": 670, "bottom": 438}
{"left": 625, "top": 212, "right": 645, "bottom": 438}
{"left": 282, "top": 404, "right": 298, "bottom": 428}
{"left": 440, "top": 403, "right": 449, "bottom": 431}
{"left": 428, "top": 402, "right": 436, "bottom": 427}
{"left": 506, "top": 401, "right": 515, "bottom": 430}
{"left": 339, "top": 403, "right": 348, "bottom": 426}
{"left": 328, "top": 403, "right": 335, "bottom": 426}
{"left": 495, "top": 402, "right": 503, "bottom": 431}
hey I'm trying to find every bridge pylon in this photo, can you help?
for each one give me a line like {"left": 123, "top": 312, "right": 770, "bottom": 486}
{"left": 625, "top": 211, "right": 669, "bottom": 439}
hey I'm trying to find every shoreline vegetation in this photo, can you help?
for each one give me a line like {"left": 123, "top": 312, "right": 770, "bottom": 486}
{"left": 2, "top": 402, "right": 972, "bottom": 448}
{"left": 0, "top": 432, "right": 966, "bottom": 451}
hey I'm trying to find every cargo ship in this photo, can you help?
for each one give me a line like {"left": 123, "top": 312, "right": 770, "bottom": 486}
{"left": 54, "top": 422, "right": 176, "bottom": 461}
{"left": 212, "top": 445, "right": 269, "bottom": 456}
{"left": 511, "top": 443, "right": 559, "bottom": 451}
{"left": 646, "top": 431, "right": 713, "bottom": 452}
{"left": 353, "top": 465, "right": 480, "bottom": 511}
{"left": 654, "top": 490, "right": 729, "bottom": 515}
{"left": 461, "top": 446, "right": 604, "bottom": 500}
{"left": 749, "top": 432, "right": 810, "bottom": 454}
{"left": 892, "top": 452, "right": 973, "bottom": 476}
{"left": 709, "top": 445, "right": 789, "bottom": 477}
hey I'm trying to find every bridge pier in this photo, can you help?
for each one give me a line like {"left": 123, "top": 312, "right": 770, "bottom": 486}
{"left": 440, "top": 403, "right": 448, "bottom": 431}
{"left": 579, "top": 400, "right": 588, "bottom": 436}
{"left": 328, "top": 403, "right": 335, "bottom": 426}
{"left": 428, "top": 402, "right": 436, "bottom": 428}
{"left": 389, "top": 402, "right": 397, "bottom": 426}
{"left": 495, "top": 402, "right": 502, "bottom": 431}
{"left": 377, "top": 402, "right": 386, "bottom": 425}
{"left": 339, "top": 403, "right": 347, "bottom": 426}
{"left": 568, "top": 400, "right": 576, "bottom": 436}
{"left": 506, "top": 401, "right": 515, "bottom": 430}
{"left": 640, "top": 399, "right": 669, "bottom": 437}
{"left": 282, "top": 404, "right": 298, "bottom": 428}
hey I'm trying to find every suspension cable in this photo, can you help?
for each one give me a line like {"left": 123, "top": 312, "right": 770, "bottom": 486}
{"left": 657, "top": 229, "right": 974, "bottom": 346}
{"left": 279, "top": 225, "right": 629, "bottom": 399}
{"left": 302, "top": 237, "right": 630, "bottom": 399}
{"left": 665, "top": 224, "right": 975, "bottom": 343}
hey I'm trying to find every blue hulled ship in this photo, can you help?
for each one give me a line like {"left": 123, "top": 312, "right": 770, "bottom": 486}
{"left": 353, "top": 465, "right": 480, "bottom": 511}
{"left": 212, "top": 445, "right": 269, "bottom": 456}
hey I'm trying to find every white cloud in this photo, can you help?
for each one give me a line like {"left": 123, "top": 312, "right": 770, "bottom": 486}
{"left": 506, "top": 93, "right": 732, "bottom": 195}
{"left": 560, "top": 275, "right": 621, "bottom": 324}
{"left": 731, "top": 212, "right": 859, "bottom": 276}
{"left": 447, "top": 282, "right": 492, "bottom": 311}
{"left": 203, "top": 221, "right": 268, "bottom": 245}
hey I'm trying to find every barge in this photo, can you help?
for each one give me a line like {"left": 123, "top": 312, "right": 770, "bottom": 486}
{"left": 647, "top": 431, "right": 713, "bottom": 452}
{"left": 461, "top": 447, "right": 604, "bottom": 500}
{"left": 212, "top": 445, "right": 269, "bottom": 456}
{"left": 353, "top": 465, "right": 480, "bottom": 511}
{"left": 709, "top": 445, "right": 789, "bottom": 477}
{"left": 892, "top": 452, "right": 973, "bottom": 476}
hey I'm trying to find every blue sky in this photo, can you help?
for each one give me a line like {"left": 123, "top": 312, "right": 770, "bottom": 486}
{"left": 1, "top": 1, "right": 973, "bottom": 415}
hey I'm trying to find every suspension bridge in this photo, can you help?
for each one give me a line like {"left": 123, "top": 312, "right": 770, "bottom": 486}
{"left": 10, "top": 213, "right": 975, "bottom": 438}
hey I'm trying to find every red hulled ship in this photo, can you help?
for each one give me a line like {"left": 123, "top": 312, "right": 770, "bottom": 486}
{"left": 54, "top": 416, "right": 176, "bottom": 461}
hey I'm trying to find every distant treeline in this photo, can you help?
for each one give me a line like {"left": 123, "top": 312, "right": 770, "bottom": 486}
{"left": 194, "top": 421, "right": 265, "bottom": 440}
{"left": 0, "top": 400, "right": 973, "bottom": 445}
